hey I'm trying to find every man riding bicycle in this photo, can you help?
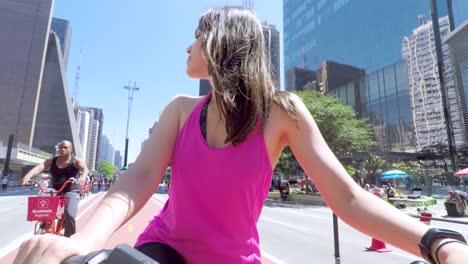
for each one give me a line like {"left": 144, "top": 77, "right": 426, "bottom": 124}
{"left": 21, "top": 140, "right": 89, "bottom": 237}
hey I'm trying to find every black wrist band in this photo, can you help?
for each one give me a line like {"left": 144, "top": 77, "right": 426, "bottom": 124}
{"left": 435, "top": 239, "right": 467, "bottom": 264}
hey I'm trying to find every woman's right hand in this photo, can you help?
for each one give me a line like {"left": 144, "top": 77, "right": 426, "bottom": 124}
{"left": 13, "top": 234, "right": 90, "bottom": 264}
{"left": 21, "top": 178, "right": 30, "bottom": 186}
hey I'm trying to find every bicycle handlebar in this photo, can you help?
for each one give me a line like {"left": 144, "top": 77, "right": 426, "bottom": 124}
{"left": 62, "top": 244, "right": 159, "bottom": 264}
{"left": 34, "top": 178, "right": 76, "bottom": 194}
{"left": 63, "top": 243, "right": 425, "bottom": 264}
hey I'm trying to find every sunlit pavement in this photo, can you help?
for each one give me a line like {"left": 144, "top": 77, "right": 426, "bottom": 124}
{"left": 0, "top": 189, "right": 276, "bottom": 264}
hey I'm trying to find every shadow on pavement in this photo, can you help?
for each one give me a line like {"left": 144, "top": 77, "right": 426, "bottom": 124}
{"left": 263, "top": 198, "right": 327, "bottom": 210}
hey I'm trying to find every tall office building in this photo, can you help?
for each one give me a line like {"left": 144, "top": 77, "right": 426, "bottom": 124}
{"left": 199, "top": 80, "right": 211, "bottom": 96}
{"left": 445, "top": 21, "right": 468, "bottom": 151}
{"left": 452, "top": 0, "right": 468, "bottom": 28}
{"left": 99, "top": 134, "right": 114, "bottom": 164}
{"left": 0, "top": 0, "right": 83, "bottom": 158}
{"left": 283, "top": 0, "right": 447, "bottom": 74}
{"left": 114, "top": 150, "right": 122, "bottom": 170}
{"left": 89, "top": 107, "right": 104, "bottom": 166}
{"left": 328, "top": 61, "right": 415, "bottom": 152}
{"left": 262, "top": 23, "right": 281, "bottom": 89}
{"left": 51, "top": 17, "right": 72, "bottom": 69}
{"left": 76, "top": 106, "right": 100, "bottom": 170}
{"left": 285, "top": 67, "right": 316, "bottom": 92}
{"left": 76, "top": 108, "right": 91, "bottom": 157}
{"left": 88, "top": 119, "right": 99, "bottom": 170}
{"left": 0, "top": 0, "right": 54, "bottom": 146}
{"left": 33, "top": 32, "right": 83, "bottom": 157}
{"left": 402, "top": 16, "right": 466, "bottom": 151}
{"left": 141, "top": 122, "right": 157, "bottom": 151}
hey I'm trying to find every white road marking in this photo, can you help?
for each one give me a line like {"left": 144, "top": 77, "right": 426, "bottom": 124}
{"left": 0, "top": 192, "right": 103, "bottom": 258}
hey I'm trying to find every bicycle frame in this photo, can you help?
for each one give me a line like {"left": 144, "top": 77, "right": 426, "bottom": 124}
{"left": 27, "top": 179, "right": 74, "bottom": 235}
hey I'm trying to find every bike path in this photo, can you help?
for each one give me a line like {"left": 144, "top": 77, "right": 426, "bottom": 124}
{"left": 0, "top": 192, "right": 105, "bottom": 263}
{"left": 1, "top": 192, "right": 275, "bottom": 263}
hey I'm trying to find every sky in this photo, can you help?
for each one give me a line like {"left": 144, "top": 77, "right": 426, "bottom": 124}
{"left": 53, "top": 0, "right": 283, "bottom": 164}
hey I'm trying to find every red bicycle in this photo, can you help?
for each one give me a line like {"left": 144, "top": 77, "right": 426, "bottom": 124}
{"left": 26, "top": 178, "right": 75, "bottom": 235}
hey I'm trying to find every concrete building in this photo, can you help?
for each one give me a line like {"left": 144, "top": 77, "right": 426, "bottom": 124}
{"left": 76, "top": 109, "right": 91, "bottom": 157}
{"left": 113, "top": 150, "right": 120, "bottom": 169}
{"left": 51, "top": 17, "right": 72, "bottom": 69}
{"left": 262, "top": 23, "right": 281, "bottom": 89}
{"left": 402, "top": 16, "right": 466, "bottom": 151}
{"left": 0, "top": 0, "right": 54, "bottom": 147}
{"left": 444, "top": 20, "right": 468, "bottom": 152}
{"left": 99, "top": 134, "right": 114, "bottom": 164}
{"left": 76, "top": 106, "right": 100, "bottom": 171}
{"left": 114, "top": 150, "right": 122, "bottom": 170}
{"left": 87, "top": 119, "right": 100, "bottom": 171}
{"left": 199, "top": 80, "right": 211, "bottom": 96}
{"left": 285, "top": 67, "right": 316, "bottom": 92}
{"left": 88, "top": 107, "right": 104, "bottom": 167}
{"left": 317, "top": 61, "right": 365, "bottom": 115}
{"left": 141, "top": 122, "right": 157, "bottom": 151}
{"left": 0, "top": 0, "right": 82, "bottom": 158}
{"left": 33, "top": 32, "right": 83, "bottom": 158}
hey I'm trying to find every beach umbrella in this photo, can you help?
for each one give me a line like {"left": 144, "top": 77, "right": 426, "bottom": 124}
{"left": 380, "top": 170, "right": 408, "bottom": 187}
{"left": 454, "top": 168, "right": 468, "bottom": 177}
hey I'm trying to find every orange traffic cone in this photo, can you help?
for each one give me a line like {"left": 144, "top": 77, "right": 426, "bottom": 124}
{"left": 365, "top": 238, "right": 392, "bottom": 252}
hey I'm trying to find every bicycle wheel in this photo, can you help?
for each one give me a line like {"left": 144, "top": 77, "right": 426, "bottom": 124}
{"left": 34, "top": 222, "right": 47, "bottom": 235}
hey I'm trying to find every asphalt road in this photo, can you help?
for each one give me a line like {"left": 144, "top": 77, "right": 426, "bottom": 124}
{"left": 1, "top": 187, "right": 467, "bottom": 263}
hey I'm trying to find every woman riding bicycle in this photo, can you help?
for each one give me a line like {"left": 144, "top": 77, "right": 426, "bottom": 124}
{"left": 21, "top": 140, "right": 89, "bottom": 238}
{"left": 14, "top": 6, "right": 468, "bottom": 264}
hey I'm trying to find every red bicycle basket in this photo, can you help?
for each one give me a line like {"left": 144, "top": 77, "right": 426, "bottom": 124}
{"left": 27, "top": 196, "right": 68, "bottom": 221}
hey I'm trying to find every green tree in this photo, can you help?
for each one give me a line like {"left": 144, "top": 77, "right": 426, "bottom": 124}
{"left": 295, "top": 90, "right": 376, "bottom": 159}
{"left": 276, "top": 90, "right": 377, "bottom": 179}
{"left": 276, "top": 146, "right": 293, "bottom": 175}
{"left": 99, "top": 161, "right": 117, "bottom": 178}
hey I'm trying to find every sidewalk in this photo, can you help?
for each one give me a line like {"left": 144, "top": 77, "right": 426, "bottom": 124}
{"left": 267, "top": 192, "right": 468, "bottom": 224}
{"left": 397, "top": 198, "right": 468, "bottom": 224}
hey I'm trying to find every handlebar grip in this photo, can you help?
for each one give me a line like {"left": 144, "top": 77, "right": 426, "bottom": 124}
{"left": 61, "top": 244, "right": 159, "bottom": 264}
{"left": 105, "top": 244, "right": 159, "bottom": 264}
{"left": 62, "top": 250, "right": 111, "bottom": 264}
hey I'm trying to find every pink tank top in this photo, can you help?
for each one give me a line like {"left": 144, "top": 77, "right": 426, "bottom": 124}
{"left": 135, "top": 94, "right": 273, "bottom": 263}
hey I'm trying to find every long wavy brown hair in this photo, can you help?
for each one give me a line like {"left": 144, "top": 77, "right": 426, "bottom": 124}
{"left": 198, "top": 6, "right": 296, "bottom": 145}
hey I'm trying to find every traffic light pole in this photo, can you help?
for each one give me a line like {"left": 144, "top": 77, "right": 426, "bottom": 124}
{"left": 123, "top": 81, "right": 139, "bottom": 168}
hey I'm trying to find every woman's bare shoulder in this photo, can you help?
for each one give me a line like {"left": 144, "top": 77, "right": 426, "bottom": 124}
{"left": 171, "top": 94, "right": 204, "bottom": 115}
{"left": 167, "top": 94, "right": 206, "bottom": 129}
{"left": 269, "top": 92, "right": 303, "bottom": 123}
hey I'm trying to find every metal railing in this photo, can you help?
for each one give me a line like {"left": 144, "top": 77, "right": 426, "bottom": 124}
{"left": 16, "top": 142, "right": 52, "bottom": 159}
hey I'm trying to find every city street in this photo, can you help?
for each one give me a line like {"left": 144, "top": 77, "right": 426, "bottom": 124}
{"left": 4, "top": 187, "right": 468, "bottom": 263}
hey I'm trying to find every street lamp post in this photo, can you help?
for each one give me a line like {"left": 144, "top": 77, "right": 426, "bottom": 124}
{"left": 123, "top": 81, "right": 140, "bottom": 168}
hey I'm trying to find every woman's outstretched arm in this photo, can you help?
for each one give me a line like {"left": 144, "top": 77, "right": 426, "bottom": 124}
{"left": 13, "top": 96, "right": 184, "bottom": 264}
{"left": 284, "top": 94, "right": 467, "bottom": 263}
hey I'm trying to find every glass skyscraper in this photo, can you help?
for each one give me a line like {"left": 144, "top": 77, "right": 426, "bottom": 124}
{"left": 283, "top": 0, "right": 460, "bottom": 154}
{"left": 283, "top": 0, "right": 447, "bottom": 74}
{"left": 51, "top": 17, "right": 72, "bottom": 69}
{"left": 452, "top": 0, "right": 468, "bottom": 27}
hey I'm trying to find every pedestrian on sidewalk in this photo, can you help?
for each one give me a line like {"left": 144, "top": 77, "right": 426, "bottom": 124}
{"left": 13, "top": 6, "right": 468, "bottom": 264}
{"left": 1, "top": 177, "right": 8, "bottom": 191}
